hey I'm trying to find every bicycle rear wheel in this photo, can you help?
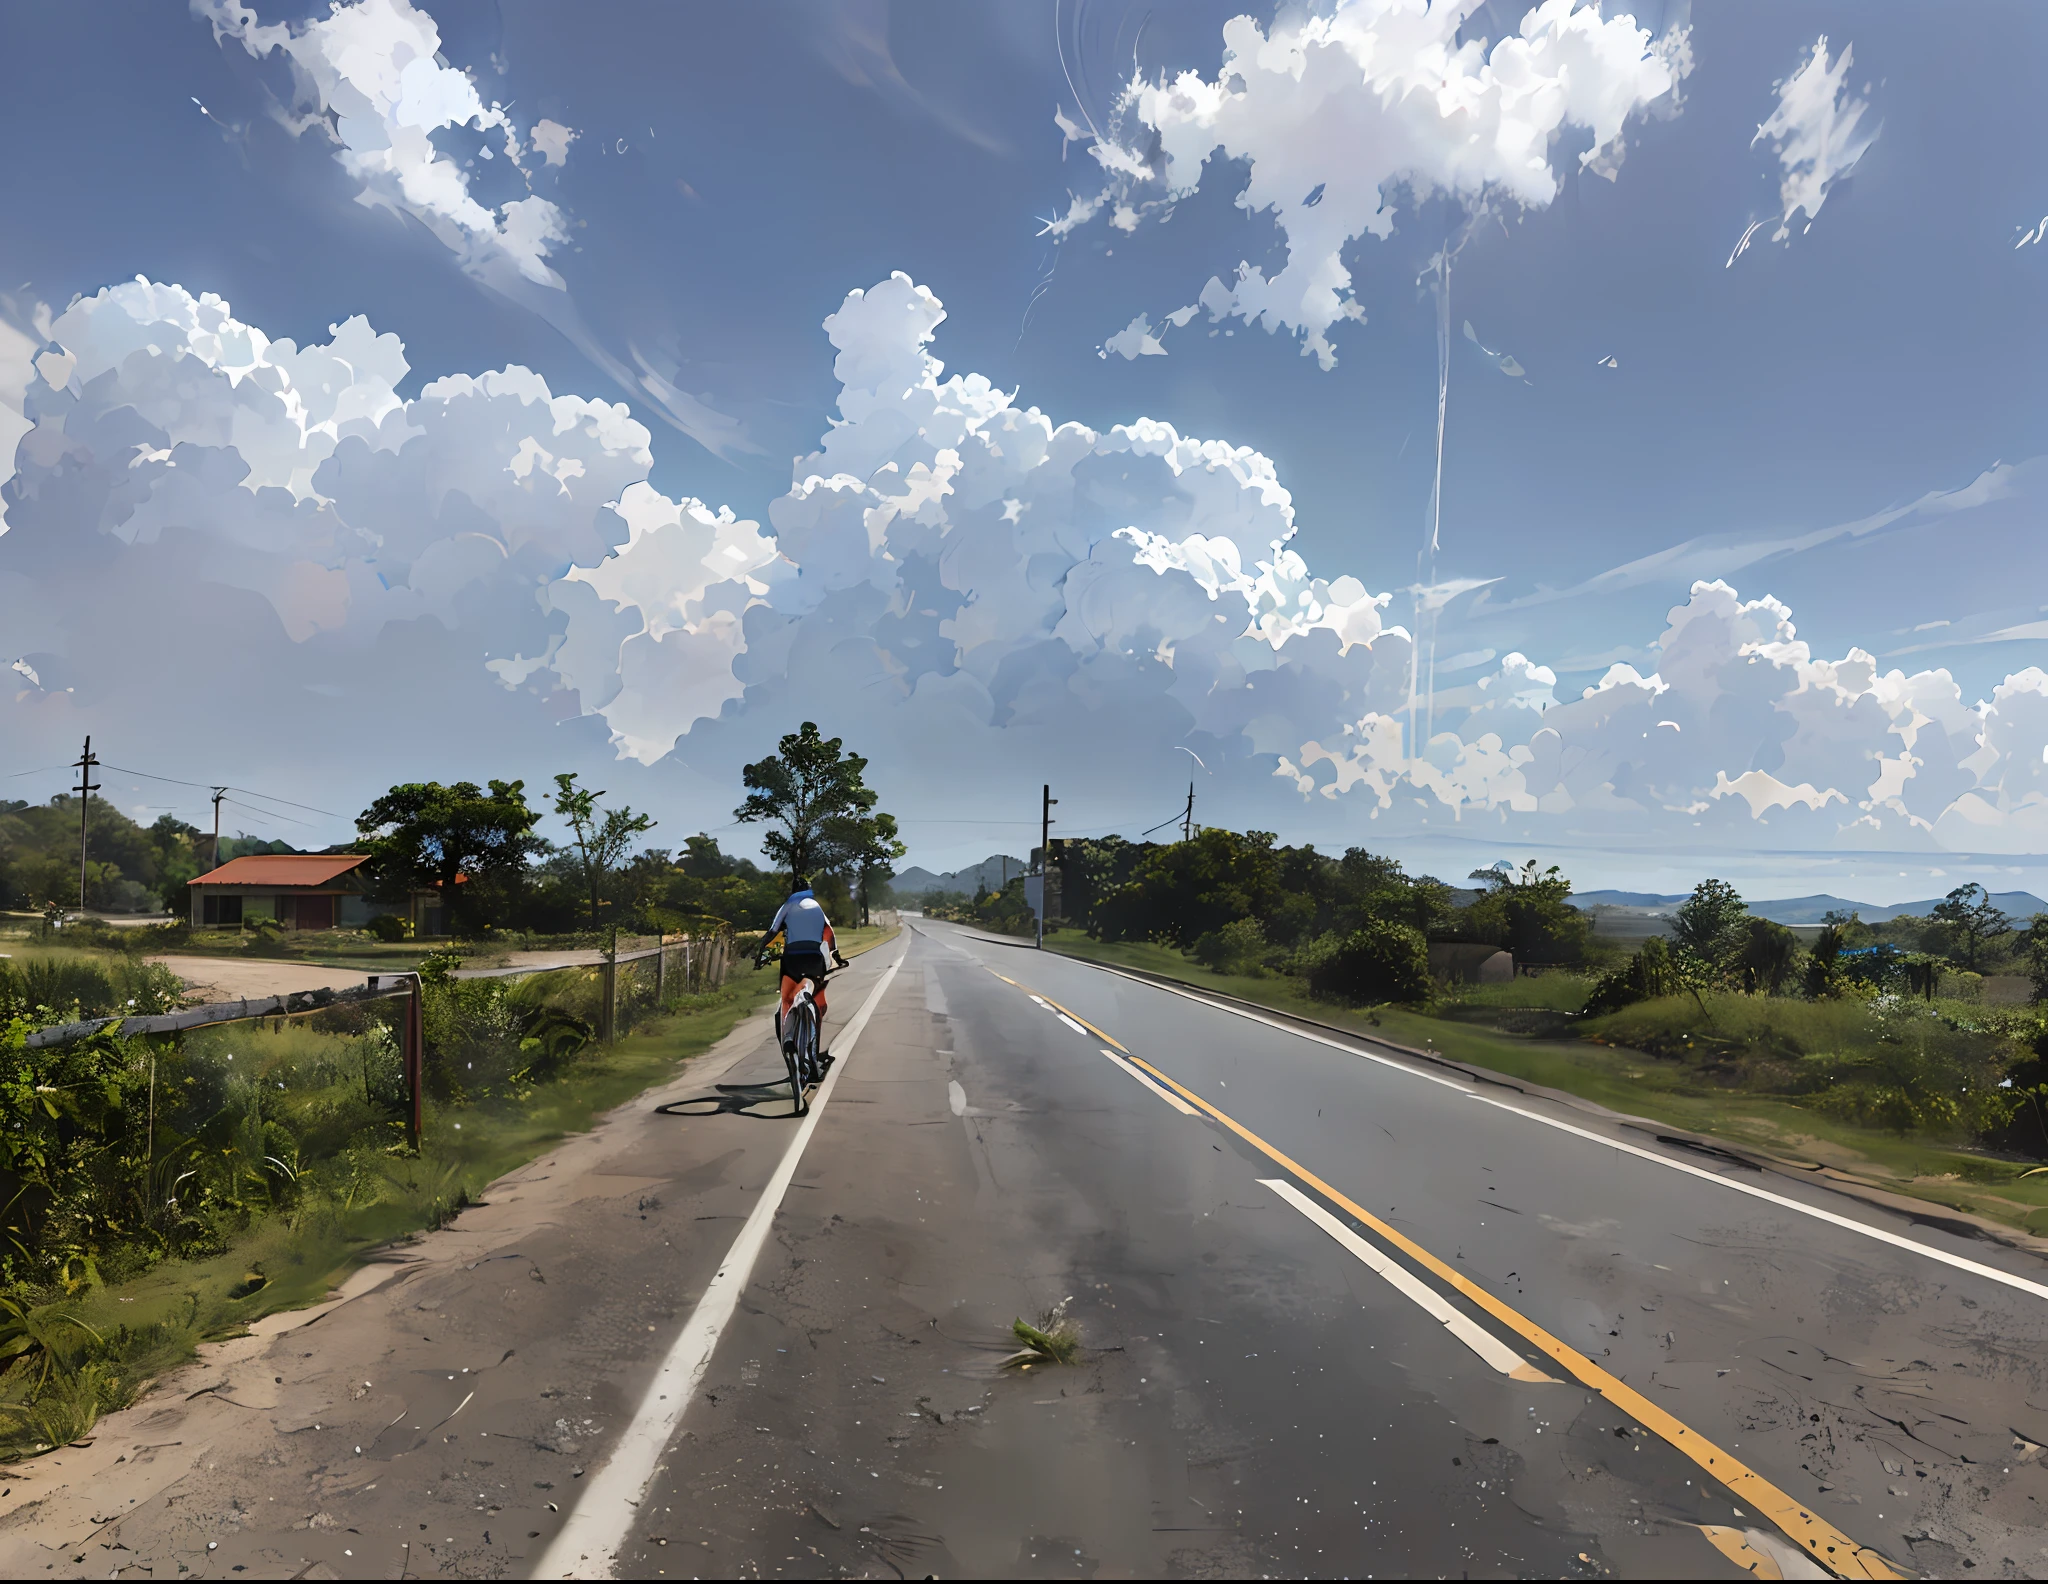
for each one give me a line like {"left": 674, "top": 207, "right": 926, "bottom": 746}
{"left": 799, "top": 1004, "right": 823, "bottom": 1088}
{"left": 782, "top": 1005, "right": 810, "bottom": 1114}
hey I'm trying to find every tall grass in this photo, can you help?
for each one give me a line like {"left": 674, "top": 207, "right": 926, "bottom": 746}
{"left": 0, "top": 949, "right": 185, "bottom": 1021}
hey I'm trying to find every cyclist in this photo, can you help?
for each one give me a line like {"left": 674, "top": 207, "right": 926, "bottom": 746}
{"left": 757, "top": 876, "right": 848, "bottom": 1050}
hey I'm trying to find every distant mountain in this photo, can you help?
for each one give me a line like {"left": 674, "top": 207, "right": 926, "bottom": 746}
{"left": 1571, "top": 889, "right": 2048, "bottom": 926}
{"left": 1859, "top": 891, "right": 2048, "bottom": 924}
{"left": 891, "top": 854, "right": 1028, "bottom": 897}
{"left": 1743, "top": 895, "right": 1871, "bottom": 925}
{"left": 1570, "top": 890, "right": 1688, "bottom": 911}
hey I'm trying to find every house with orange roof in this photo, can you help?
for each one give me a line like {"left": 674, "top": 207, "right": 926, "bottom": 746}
{"left": 186, "top": 854, "right": 452, "bottom": 935}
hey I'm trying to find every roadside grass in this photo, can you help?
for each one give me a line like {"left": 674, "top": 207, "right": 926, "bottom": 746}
{"left": 0, "top": 967, "right": 778, "bottom": 1458}
{"left": 1039, "top": 931, "right": 2048, "bottom": 1239}
{"left": 0, "top": 921, "right": 900, "bottom": 1458}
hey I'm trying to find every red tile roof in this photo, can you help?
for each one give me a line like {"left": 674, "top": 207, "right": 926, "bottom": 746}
{"left": 189, "top": 854, "right": 371, "bottom": 888}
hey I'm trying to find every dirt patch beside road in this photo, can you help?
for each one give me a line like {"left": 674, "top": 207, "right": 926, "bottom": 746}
{"left": 148, "top": 954, "right": 371, "bottom": 1000}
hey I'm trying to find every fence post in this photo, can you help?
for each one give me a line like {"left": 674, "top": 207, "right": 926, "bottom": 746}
{"left": 600, "top": 957, "right": 617, "bottom": 1042}
{"left": 655, "top": 934, "right": 667, "bottom": 1003}
{"left": 403, "top": 972, "right": 424, "bottom": 1150}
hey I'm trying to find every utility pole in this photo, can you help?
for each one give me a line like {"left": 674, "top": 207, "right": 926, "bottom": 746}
{"left": 1181, "top": 782, "right": 1195, "bottom": 843}
{"left": 211, "top": 787, "right": 228, "bottom": 869}
{"left": 1037, "top": 783, "right": 1057, "bottom": 949}
{"left": 72, "top": 736, "right": 100, "bottom": 912}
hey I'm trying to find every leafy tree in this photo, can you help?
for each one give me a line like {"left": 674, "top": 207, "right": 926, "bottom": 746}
{"left": 1094, "top": 829, "right": 1285, "bottom": 948}
{"left": 734, "top": 723, "right": 885, "bottom": 887}
{"left": 1930, "top": 883, "right": 2013, "bottom": 972}
{"left": 1732, "top": 916, "right": 1800, "bottom": 995}
{"left": 821, "top": 809, "right": 905, "bottom": 925}
{"left": 1805, "top": 922, "right": 1849, "bottom": 998}
{"left": 2028, "top": 915, "right": 2048, "bottom": 1004}
{"left": 1464, "top": 859, "right": 1588, "bottom": 965}
{"left": 1669, "top": 879, "right": 1748, "bottom": 968}
{"left": 551, "top": 774, "right": 655, "bottom": 932}
{"left": 356, "top": 780, "right": 544, "bottom": 934}
{"left": 1307, "top": 920, "right": 1431, "bottom": 1006}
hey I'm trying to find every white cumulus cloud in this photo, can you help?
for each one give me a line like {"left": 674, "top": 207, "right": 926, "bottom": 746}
{"left": 4, "top": 271, "right": 2044, "bottom": 869}
{"left": 1050, "top": 0, "right": 1690, "bottom": 368}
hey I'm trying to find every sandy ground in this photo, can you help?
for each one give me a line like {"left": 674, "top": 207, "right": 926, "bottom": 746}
{"left": 148, "top": 955, "right": 372, "bottom": 1001}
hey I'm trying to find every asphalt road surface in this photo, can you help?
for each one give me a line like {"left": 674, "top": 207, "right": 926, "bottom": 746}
{"left": 23, "top": 918, "right": 2048, "bottom": 1579}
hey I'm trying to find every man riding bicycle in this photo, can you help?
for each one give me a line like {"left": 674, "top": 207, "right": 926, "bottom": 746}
{"left": 757, "top": 876, "right": 849, "bottom": 1050}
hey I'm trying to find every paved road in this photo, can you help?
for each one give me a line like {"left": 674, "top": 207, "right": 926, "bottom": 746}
{"left": 25, "top": 920, "right": 2048, "bottom": 1578}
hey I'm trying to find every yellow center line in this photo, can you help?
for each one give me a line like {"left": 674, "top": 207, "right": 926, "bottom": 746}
{"left": 1118, "top": 1052, "right": 1898, "bottom": 1581}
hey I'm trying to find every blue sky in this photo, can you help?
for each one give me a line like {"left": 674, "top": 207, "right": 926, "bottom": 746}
{"left": 2, "top": 0, "right": 2044, "bottom": 901}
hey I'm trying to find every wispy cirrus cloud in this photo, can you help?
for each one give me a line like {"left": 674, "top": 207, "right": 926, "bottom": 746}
{"left": 192, "top": 0, "right": 756, "bottom": 460}
{"left": 1732, "top": 34, "right": 1878, "bottom": 262}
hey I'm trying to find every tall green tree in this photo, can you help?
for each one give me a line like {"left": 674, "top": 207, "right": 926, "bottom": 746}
{"left": 821, "top": 808, "right": 905, "bottom": 925}
{"left": 1930, "top": 883, "right": 2013, "bottom": 972}
{"left": 2027, "top": 915, "right": 2048, "bottom": 1004}
{"left": 356, "top": 780, "right": 544, "bottom": 934}
{"left": 551, "top": 774, "right": 655, "bottom": 931}
{"left": 1465, "top": 859, "right": 1588, "bottom": 964}
{"left": 1669, "top": 878, "right": 1748, "bottom": 968}
{"left": 733, "top": 723, "right": 887, "bottom": 887}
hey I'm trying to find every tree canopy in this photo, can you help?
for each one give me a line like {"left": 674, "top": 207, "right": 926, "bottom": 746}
{"left": 1931, "top": 883, "right": 2013, "bottom": 972}
{"left": 733, "top": 723, "right": 892, "bottom": 889}
{"left": 551, "top": 774, "right": 655, "bottom": 932}
{"left": 356, "top": 780, "right": 544, "bottom": 931}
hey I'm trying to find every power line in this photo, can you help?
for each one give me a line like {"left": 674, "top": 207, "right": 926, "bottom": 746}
{"left": 220, "top": 796, "right": 317, "bottom": 830}
{"left": 97, "top": 762, "right": 347, "bottom": 820}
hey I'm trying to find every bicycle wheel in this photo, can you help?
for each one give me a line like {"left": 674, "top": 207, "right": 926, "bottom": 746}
{"left": 797, "top": 1003, "right": 821, "bottom": 1088}
{"left": 781, "top": 1006, "right": 808, "bottom": 1113}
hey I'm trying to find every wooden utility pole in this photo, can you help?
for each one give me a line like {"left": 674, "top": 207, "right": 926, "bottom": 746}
{"left": 1037, "top": 783, "right": 1057, "bottom": 949}
{"left": 211, "top": 787, "right": 227, "bottom": 868}
{"left": 72, "top": 736, "right": 100, "bottom": 911}
{"left": 1181, "top": 782, "right": 1195, "bottom": 843}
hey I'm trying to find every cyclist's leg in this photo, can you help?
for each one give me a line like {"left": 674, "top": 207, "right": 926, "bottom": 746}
{"left": 778, "top": 968, "right": 801, "bottom": 1044}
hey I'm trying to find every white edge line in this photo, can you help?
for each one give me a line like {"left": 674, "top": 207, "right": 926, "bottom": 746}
{"left": 1056, "top": 1011, "right": 1091, "bottom": 1038}
{"left": 534, "top": 945, "right": 908, "bottom": 1579}
{"left": 1102, "top": 1048, "right": 1198, "bottom": 1114}
{"left": 1064, "top": 956, "right": 2048, "bottom": 1306}
{"left": 1261, "top": 1178, "right": 1548, "bottom": 1381}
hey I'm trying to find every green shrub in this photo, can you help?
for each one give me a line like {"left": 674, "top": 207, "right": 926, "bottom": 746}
{"left": 1307, "top": 920, "right": 1431, "bottom": 1006}
{"left": 1584, "top": 937, "right": 1700, "bottom": 1016}
{"left": 364, "top": 913, "right": 414, "bottom": 942}
{"left": 1192, "top": 917, "right": 1268, "bottom": 978}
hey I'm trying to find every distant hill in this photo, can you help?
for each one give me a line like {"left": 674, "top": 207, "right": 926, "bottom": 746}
{"left": 1570, "top": 890, "right": 1687, "bottom": 912}
{"left": 891, "top": 854, "right": 1027, "bottom": 897}
{"left": 1858, "top": 891, "right": 2048, "bottom": 924}
{"left": 1572, "top": 889, "right": 2048, "bottom": 926}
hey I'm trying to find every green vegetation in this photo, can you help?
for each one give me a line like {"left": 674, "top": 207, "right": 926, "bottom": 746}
{"left": 1, "top": 795, "right": 290, "bottom": 917}
{"left": 1042, "top": 930, "right": 2048, "bottom": 1235}
{"left": 1017, "top": 833, "right": 2048, "bottom": 1236}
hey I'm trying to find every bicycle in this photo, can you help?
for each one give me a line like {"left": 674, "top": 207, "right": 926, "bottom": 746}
{"left": 756, "top": 949, "right": 839, "bottom": 1115}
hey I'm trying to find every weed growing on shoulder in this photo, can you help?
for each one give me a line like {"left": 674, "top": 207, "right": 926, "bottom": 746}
{"left": 1002, "top": 1296, "right": 1080, "bottom": 1368}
